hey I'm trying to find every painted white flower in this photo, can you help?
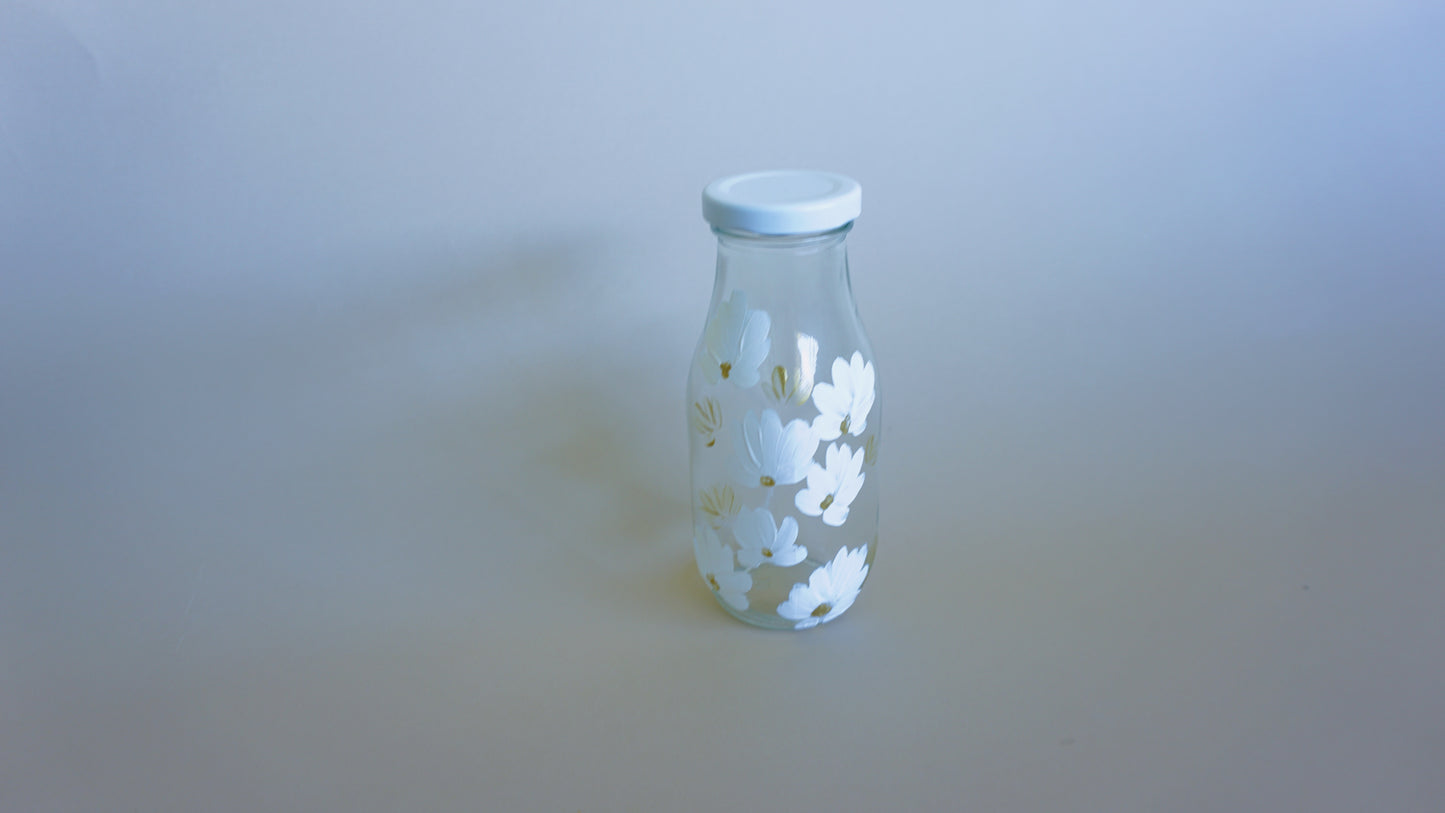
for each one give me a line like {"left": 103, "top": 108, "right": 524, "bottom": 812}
{"left": 777, "top": 544, "right": 870, "bottom": 629}
{"left": 733, "top": 507, "right": 807, "bottom": 569}
{"left": 695, "top": 526, "right": 752, "bottom": 611}
{"left": 700, "top": 291, "right": 771, "bottom": 388}
{"left": 794, "top": 442, "right": 866, "bottom": 527}
{"left": 811, "top": 351, "right": 876, "bottom": 441}
{"left": 731, "top": 409, "right": 818, "bottom": 489}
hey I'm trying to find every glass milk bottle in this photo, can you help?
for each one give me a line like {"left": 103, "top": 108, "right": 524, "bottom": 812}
{"left": 687, "top": 170, "right": 881, "bottom": 630}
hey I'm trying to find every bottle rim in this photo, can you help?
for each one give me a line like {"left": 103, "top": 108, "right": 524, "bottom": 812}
{"left": 703, "top": 170, "right": 861, "bottom": 235}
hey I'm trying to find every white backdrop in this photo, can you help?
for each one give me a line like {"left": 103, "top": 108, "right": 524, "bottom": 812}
{"left": 3, "top": 1, "right": 1443, "bottom": 810}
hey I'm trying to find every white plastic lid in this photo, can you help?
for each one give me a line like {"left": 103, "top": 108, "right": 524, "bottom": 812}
{"left": 702, "top": 170, "right": 862, "bottom": 235}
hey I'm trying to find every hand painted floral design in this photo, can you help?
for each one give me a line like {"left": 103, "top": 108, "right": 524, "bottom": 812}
{"left": 767, "top": 365, "right": 808, "bottom": 405}
{"left": 777, "top": 544, "right": 870, "bottom": 629}
{"left": 794, "top": 442, "right": 866, "bottom": 527}
{"left": 767, "top": 333, "right": 819, "bottom": 405}
{"left": 731, "top": 409, "right": 818, "bottom": 489}
{"left": 697, "top": 484, "right": 741, "bottom": 529}
{"left": 733, "top": 507, "right": 806, "bottom": 569}
{"left": 700, "top": 291, "right": 771, "bottom": 388}
{"left": 690, "top": 397, "right": 723, "bottom": 447}
{"left": 695, "top": 526, "right": 752, "bottom": 611}
{"left": 811, "top": 351, "right": 876, "bottom": 441}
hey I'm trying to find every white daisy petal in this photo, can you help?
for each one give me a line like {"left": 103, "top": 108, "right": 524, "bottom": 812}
{"left": 715, "top": 570, "right": 753, "bottom": 610}
{"left": 735, "top": 508, "right": 807, "bottom": 569}
{"left": 776, "top": 544, "right": 870, "bottom": 629}
{"left": 835, "top": 448, "right": 867, "bottom": 505}
{"left": 760, "top": 408, "right": 782, "bottom": 452}
{"left": 720, "top": 292, "right": 748, "bottom": 349}
{"left": 810, "top": 352, "right": 876, "bottom": 439}
{"left": 733, "top": 409, "right": 818, "bottom": 489}
{"left": 810, "top": 422, "right": 840, "bottom": 444}
{"left": 776, "top": 515, "right": 799, "bottom": 548}
{"left": 773, "top": 544, "right": 807, "bottom": 568}
{"left": 694, "top": 525, "right": 752, "bottom": 610}
{"left": 805, "top": 460, "right": 829, "bottom": 492}
{"left": 794, "top": 443, "right": 866, "bottom": 528}
{"left": 732, "top": 509, "right": 770, "bottom": 569}
{"left": 849, "top": 359, "right": 876, "bottom": 436}
{"left": 831, "top": 356, "right": 853, "bottom": 392}
{"left": 812, "top": 382, "right": 850, "bottom": 415}
{"left": 701, "top": 291, "right": 772, "bottom": 389}
{"left": 794, "top": 463, "right": 830, "bottom": 516}
{"left": 777, "top": 582, "right": 821, "bottom": 622}
{"left": 775, "top": 420, "right": 817, "bottom": 485}
{"left": 734, "top": 312, "right": 772, "bottom": 384}
{"left": 730, "top": 411, "right": 766, "bottom": 484}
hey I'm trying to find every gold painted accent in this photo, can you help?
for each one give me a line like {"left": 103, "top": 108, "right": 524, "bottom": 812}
{"left": 839, "top": 417, "right": 850, "bottom": 435}
{"left": 690, "top": 398, "right": 723, "bottom": 447}
{"left": 769, "top": 365, "right": 788, "bottom": 401}
{"left": 864, "top": 434, "right": 878, "bottom": 466}
{"left": 719, "top": 362, "right": 732, "bottom": 379}
{"left": 699, "top": 484, "right": 741, "bottom": 528}
{"left": 767, "top": 361, "right": 814, "bottom": 405}
{"left": 707, "top": 574, "right": 720, "bottom": 591}
{"left": 759, "top": 475, "right": 775, "bottom": 488}
{"left": 811, "top": 603, "right": 832, "bottom": 618}
{"left": 706, "top": 439, "right": 715, "bottom": 447}
{"left": 819, "top": 494, "right": 834, "bottom": 511}
{"left": 762, "top": 549, "right": 773, "bottom": 559}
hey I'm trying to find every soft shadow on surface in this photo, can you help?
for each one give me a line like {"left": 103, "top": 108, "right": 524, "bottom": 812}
{"left": 240, "top": 234, "right": 704, "bottom": 623}
{"left": 4, "top": 229, "right": 715, "bottom": 672}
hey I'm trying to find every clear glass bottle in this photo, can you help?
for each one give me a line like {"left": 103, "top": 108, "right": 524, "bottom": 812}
{"left": 687, "top": 171, "right": 880, "bottom": 630}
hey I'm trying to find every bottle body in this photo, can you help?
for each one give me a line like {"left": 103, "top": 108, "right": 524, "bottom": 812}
{"left": 687, "top": 226, "right": 881, "bottom": 629}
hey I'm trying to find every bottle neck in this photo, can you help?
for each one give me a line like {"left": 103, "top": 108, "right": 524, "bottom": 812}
{"left": 714, "top": 223, "right": 852, "bottom": 252}
{"left": 711, "top": 224, "right": 854, "bottom": 306}
{"left": 699, "top": 222, "right": 872, "bottom": 399}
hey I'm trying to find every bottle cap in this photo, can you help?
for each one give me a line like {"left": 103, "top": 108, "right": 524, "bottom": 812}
{"left": 702, "top": 170, "right": 861, "bottom": 235}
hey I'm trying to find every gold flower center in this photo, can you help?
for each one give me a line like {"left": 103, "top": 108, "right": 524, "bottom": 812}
{"left": 719, "top": 362, "right": 732, "bottom": 379}
{"left": 762, "top": 549, "right": 773, "bottom": 558}
{"left": 819, "top": 494, "right": 834, "bottom": 510}
{"left": 705, "top": 439, "right": 715, "bottom": 447}
{"left": 812, "top": 603, "right": 832, "bottom": 618}
{"left": 839, "top": 417, "right": 850, "bottom": 435}
{"left": 760, "top": 475, "right": 775, "bottom": 487}
{"left": 707, "top": 575, "right": 720, "bottom": 591}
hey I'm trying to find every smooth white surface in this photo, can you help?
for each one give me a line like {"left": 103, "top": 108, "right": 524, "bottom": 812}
{"left": 703, "top": 170, "right": 862, "bottom": 234}
{"left": 2, "top": 1, "right": 1443, "bottom": 811}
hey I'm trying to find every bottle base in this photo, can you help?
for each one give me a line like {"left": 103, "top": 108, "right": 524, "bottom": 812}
{"left": 714, "top": 600, "right": 806, "bottom": 630}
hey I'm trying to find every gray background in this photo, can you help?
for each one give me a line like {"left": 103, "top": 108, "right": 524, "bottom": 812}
{"left": 3, "top": 1, "right": 1443, "bottom": 810}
